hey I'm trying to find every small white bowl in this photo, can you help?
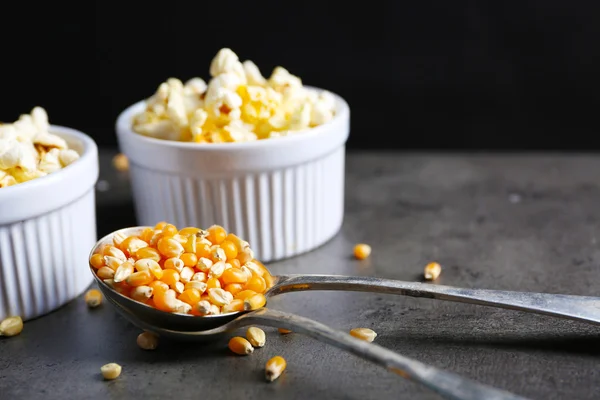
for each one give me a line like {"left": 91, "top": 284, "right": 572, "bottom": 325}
{"left": 116, "top": 89, "right": 350, "bottom": 262}
{"left": 0, "top": 126, "right": 99, "bottom": 321}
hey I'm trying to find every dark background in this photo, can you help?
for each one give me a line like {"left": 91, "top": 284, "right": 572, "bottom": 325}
{"left": 1, "top": 1, "right": 599, "bottom": 151}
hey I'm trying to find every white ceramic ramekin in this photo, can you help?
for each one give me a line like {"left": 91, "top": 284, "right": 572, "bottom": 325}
{"left": 116, "top": 90, "right": 350, "bottom": 262}
{"left": 0, "top": 126, "right": 99, "bottom": 321}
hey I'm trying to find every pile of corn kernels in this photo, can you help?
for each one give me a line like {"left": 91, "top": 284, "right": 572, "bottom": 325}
{"left": 89, "top": 222, "right": 272, "bottom": 315}
{"left": 131, "top": 48, "right": 337, "bottom": 143}
{"left": 0, "top": 107, "right": 80, "bottom": 187}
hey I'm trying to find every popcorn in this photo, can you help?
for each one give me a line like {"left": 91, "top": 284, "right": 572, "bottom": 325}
{"left": 0, "top": 107, "right": 80, "bottom": 188}
{"left": 132, "top": 48, "right": 337, "bottom": 143}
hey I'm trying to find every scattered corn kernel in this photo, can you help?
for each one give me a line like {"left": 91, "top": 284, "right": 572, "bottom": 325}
{"left": 84, "top": 289, "right": 103, "bottom": 308}
{"left": 278, "top": 328, "right": 292, "bottom": 334}
{"left": 246, "top": 327, "right": 266, "bottom": 348}
{"left": 112, "top": 153, "right": 129, "bottom": 172}
{"left": 228, "top": 336, "right": 254, "bottom": 355}
{"left": 265, "top": 356, "right": 286, "bottom": 382}
{"left": 100, "top": 363, "right": 122, "bottom": 380}
{"left": 424, "top": 262, "right": 442, "bottom": 280}
{"left": 353, "top": 243, "right": 372, "bottom": 260}
{"left": 137, "top": 331, "right": 159, "bottom": 350}
{"left": 349, "top": 328, "right": 377, "bottom": 342}
{"left": 0, "top": 316, "right": 23, "bottom": 337}
{"left": 90, "top": 223, "right": 272, "bottom": 317}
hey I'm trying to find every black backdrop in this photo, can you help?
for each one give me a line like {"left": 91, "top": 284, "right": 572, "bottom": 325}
{"left": 2, "top": 1, "right": 599, "bottom": 150}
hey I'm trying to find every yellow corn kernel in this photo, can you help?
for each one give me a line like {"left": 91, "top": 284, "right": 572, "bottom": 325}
{"left": 237, "top": 247, "right": 254, "bottom": 264}
{"left": 139, "top": 227, "right": 155, "bottom": 243}
{"left": 97, "top": 267, "right": 115, "bottom": 280}
{"left": 221, "top": 299, "right": 245, "bottom": 314}
{"left": 179, "top": 227, "right": 200, "bottom": 236}
{"left": 153, "top": 289, "right": 178, "bottom": 312}
{"left": 234, "top": 289, "right": 257, "bottom": 300}
{"left": 195, "top": 300, "right": 212, "bottom": 316}
{"left": 182, "top": 234, "right": 197, "bottom": 254}
{"left": 164, "top": 257, "right": 184, "bottom": 273}
{"left": 135, "top": 246, "right": 161, "bottom": 262}
{"left": 228, "top": 336, "right": 254, "bottom": 355}
{"left": 114, "top": 261, "right": 134, "bottom": 283}
{"left": 180, "top": 266, "right": 194, "bottom": 283}
{"left": 137, "top": 331, "right": 159, "bottom": 350}
{"left": 424, "top": 262, "right": 442, "bottom": 280}
{"left": 157, "top": 237, "right": 184, "bottom": 258}
{"left": 196, "top": 257, "right": 213, "bottom": 272}
{"left": 100, "top": 363, "right": 122, "bottom": 380}
{"left": 353, "top": 243, "right": 371, "bottom": 260}
{"left": 112, "top": 231, "right": 128, "bottom": 247}
{"left": 265, "top": 356, "right": 286, "bottom": 382}
{"left": 112, "top": 153, "right": 129, "bottom": 172}
{"left": 244, "top": 293, "right": 266, "bottom": 311}
{"left": 191, "top": 272, "right": 207, "bottom": 282}
{"left": 103, "top": 245, "right": 127, "bottom": 261}
{"left": 171, "top": 281, "right": 185, "bottom": 294}
{"left": 224, "top": 283, "right": 244, "bottom": 296}
{"left": 243, "top": 261, "right": 263, "bottom": 277}
{"left": 246, "top": 327, "right": 266, "bottom": 348}
{"left": 126, "top": 270, "right": 154, "bottom": 287}
{"left": 278, "top": 328, "right": 292, "bottom": 334}
{"left": 211, "top": 246, "right": 226, "bottom": 262}
{"left": 90, "top": 253, "right": 106, "bottom": 269}
{"left": 207, "top": 225, "right": 227, "bottom": 245}
{"left": 210, "top": 304, "right": 221, "bottom": 315}
{"left": 135, "top": 259, "right": 163, "bottom": 279}
{"left": 131, "top": 286, "right": 153, "bottom": 302}
{"left": 84, "top": 289, "right": 103, "bottom": 308}
{"left": 103, "top": 256, "right": 122, "bottom": 271}
{"left": 209, "top": 261, "right": 226, "bottom": 278}
{"left": 206, "top": 277, "right": 221, "bottom": 289}
{"left": 123, "top": 237, "right": 149, "bottom": 257}
{"left": 180, "top": 252, "right": 198, "bottom": 267}
{"left": 154, "top": 221, "right": 168, "bottom": 230}
{"left": 173, "top": 299, "right": 192, "bottom": 314}
{"left": 207, "top": 288, "right": 233, "bottom": 306}
{"left": 162, "top": 223, "right": 178, "bottom": 237}
{"left": 349, "top": 328, "right": 377, "bottom": 342}
{"left": 0, "top": 316, "right": 23, "bottom": 337}
{"left": 184, "top": 281, "right": 207, "bottom": 293}
{"left": 245, "top": 276, "right": 266, "bottom": 293}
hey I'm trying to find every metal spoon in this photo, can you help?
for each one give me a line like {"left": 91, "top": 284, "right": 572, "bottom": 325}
{"left": 90, "top": 227, "right": 529, "bottom": 400}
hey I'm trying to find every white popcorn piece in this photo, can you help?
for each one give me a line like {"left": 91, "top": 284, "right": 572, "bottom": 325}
{"left": 268, "top": 66, "right": 302, "bottom": 93}
{"left": 166, "top": 86, "right": 188, "bottom": 127}
{"left": 0, "top": 171, "right": 17, "bottom": 187}
{"left": 310, "top": 92, "right": 336, "bottom": 126}
{"left": 38, "top": 148, "right": 62, "bottom": 174}
{"left": 289, "top": 102, "right": 312, "bottom": 131}
{"left": 205, "top": 87, "right": 242, "bottom": 120}
{"left": 243, "top": 60, "right": 267, "bottom": 86}
{"left": 33, "top": 133, "right": 68, "bottom": 149}
{"left": 184, "top": 77, "right": 207, "bottom": 96}
{"left": 31, "top": 107, "right": 50, "bottom": 132}
{"left": 59, "top": 149, "right": 80, "bottom": 167}
{"left": 209, "top": 48, "right": 246, "bottom": 84}
{"left": 190, "top": 109, "right": 208, "bottom": 141}
{"left": 223, "top": 120, "right": 257, "bottom": 142}
{"left": 134, "top": 120, "right": 180, "bottom": 141}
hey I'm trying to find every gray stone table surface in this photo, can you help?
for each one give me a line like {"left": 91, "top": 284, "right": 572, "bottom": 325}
{"left": 1, "top": 150, "right": 599, "bottom": 400}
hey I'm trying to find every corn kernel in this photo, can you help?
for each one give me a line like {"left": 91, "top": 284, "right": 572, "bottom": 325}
{"left": 353, "top": 243, "right": 371, "bottom": 260}
{"left": 195, "top": 242, "right": 212, "bottom": 259}
{"left": 126, "top": 270, "right": 154, "bottom": 287}
{"left": 221, "top": 299, "right": 245, "bottom": 313}
{"left": 243, "top": 293, "right": 266, "bottom": 311}
{"left": 265, "top": 356, "right": 286, "bottom": 382}
{"left": 122, "top": 237, "right": 148, "bottom": 257}
{"left": 424, "top": 262, "right": 442, "bottom": 280}
{"left": 349, "top": 328, "right": 377, "bottom": 342}
{"left": 179, "top": 227, "right": 200, "bottom": 236}
{"left": 195, "top": 300, "right": 212, "bottom": 316}
{"left": 179, "top": 288, "right": 202, "bottom": 306}
{"left": 154, "top": 221, "right": 168, "bottom": 230}
{"left": 0, "top": 316, "right": 23, "bottom": 337}
{"left": 228, "top": 336, "right": 253, "bottom": 355}
{"left": 211, "top": 246, "right": 226, "bottom": 262}
{"left": 112, "top": 153, "right": 129, "bottom": 172}
{"left": 230, "top": 259, "right": 241, "bottom": 269}
{"left": 160, "top": 269, "right": 180, "bottom": 286}
{"left": 136, "top": 258, "right": 163, "bottom": 279}
{"left": 112, "top": 231, "right": 128, "bottom": 247}
{"left": 207, "top": 225, "right": 227, "bottom": 245}
{"left": 220, "top": 240, "right": 238, "bottom": 260}
{"left": 208, "top": 288, "right": 233, "bottom": 306}
{"left": 196, "top": 257, "right": 213, "bottom": 272}
{"left": 140, "top": 227, "right": 155, "bottom": 243}
{"left": 245, "top": 276, "right": 266, "bottom": 293}
{"left": 97, "top": 267, "right": 115, "bottom": 280}
{"left": 243, "top": 261, "right": 263, "bottom": 277}
{"left": 162, "top": 224, "right": 178, "bottom": 237}
{"left": 209, "top": 261, "right": 226, "bottom": 278}
{"left": 164, "top": 257, "right": 184, "bottom": 273}
{"left": 135, "top": 246, "right": 161, "bottom": 262}
{"left": 180, "top": 266, "right": 194, "bottom": 283}
{"left": 180, "top": 252, "right": 198, "bottom": 267}
{"left": 131, "top": 286, "right": 153, "bottom": 302}
{"left": 84, "top": 289, "right": 103, "bottom": 308}
{"left": 154, "top": 289, "right": 178, "bottom": 312}
{"left": 191, "top": 272, "right": 207, "bottom": 282}
{"left": 246, "top": 327, "right": 266, "bottom": 347}
{"left": 103, "top": 255, "right": 122, "bottom": 271}
{"left": 137, "top": 331, "right": 159, "bottom": 350}
{"left": 224, "top": 283, "right": 244, "bottom": 296}
{"left": 113, "top": 261, "right": 134, "bottom": 283}
{"left": 183, "top": 235, "right": 197, "bottom": 254}
{"left": 185, "top": 281, "right": 207, "bottom": 293}
{"left": 157, "top": 237, "right": 184, "bottom": 258}
{"left": 103, "top": 246, "right": 127, "bottom": 262}
{"left": 173, "top": 299, "right": 192, "bottom": 314}
{"left": 100, "top": 363, "right": 122, "bottom": 380}
{"left": 149, "top": 280, "right": 169, "bottom": 294}
{"left": 237, "top": 247, "right": 254, "bottom": 264}
{"left": 221, "top": 267, "right": 249, "bottom": 285}
{"left": 206, "top": 277, "right": 221, "bottom": 289}
{"left": 210, "top": 304, "right": 221, "bottom": 315}
{"left": 172, "top": 281, "right": 185, "bottom": 294}
{"left": 278, "top": 328, "right": 292, "bottom": 334}
{"left": 90, "top": 253, "right": 106, "bottom": 269}
{"left": 234, "top": 289, "right": 257, "bottom": 300}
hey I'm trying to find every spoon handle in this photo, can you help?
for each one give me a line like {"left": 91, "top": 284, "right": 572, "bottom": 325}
{"left": 270, "top": 275, "right": 600, "bottom": 325}
{"left": 238, "top": 308, "right": 527, "bottom": 400}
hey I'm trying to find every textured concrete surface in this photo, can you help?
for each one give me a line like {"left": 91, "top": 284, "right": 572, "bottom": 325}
{"left": 1, "top": 150, "right": 599, "bottom": 400}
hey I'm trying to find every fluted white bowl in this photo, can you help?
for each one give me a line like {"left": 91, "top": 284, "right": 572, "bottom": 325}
{"left": 0, "top": 126, "right": 99, "bottom": 321}
{"left": 115, "top": 89, "right": 350, "bottom": 262}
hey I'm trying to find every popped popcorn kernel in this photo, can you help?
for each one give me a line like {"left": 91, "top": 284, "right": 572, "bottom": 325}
{"left": 0, "top": 107, "right": 80, "bottom": 188}
{"left": 132, "top": 48, "right": 337, "bottom": 144}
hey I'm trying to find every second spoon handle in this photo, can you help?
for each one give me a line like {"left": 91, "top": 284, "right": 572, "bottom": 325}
{"left": 238, "top": 308, "right": 527, "bottom": 400}
{"left": 269, "top": 274, "right": 600, "bottom": 325}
